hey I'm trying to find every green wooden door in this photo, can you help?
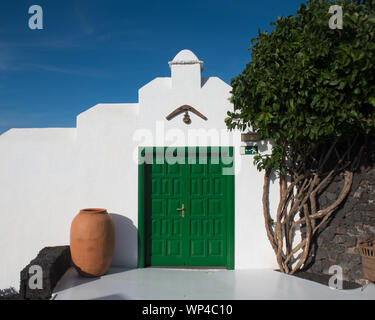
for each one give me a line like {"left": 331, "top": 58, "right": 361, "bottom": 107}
{"left": 142, "top": 147, "right": 234, "bottom": 268}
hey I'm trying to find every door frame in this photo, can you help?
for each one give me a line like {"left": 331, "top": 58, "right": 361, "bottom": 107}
{"left": 137, "top": 146, "right": 235, "bottom": 270}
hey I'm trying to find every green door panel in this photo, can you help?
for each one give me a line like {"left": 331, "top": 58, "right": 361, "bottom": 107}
{"left": 141, "top": 147, "right": 234, "bottom": 268}
{"left": 185, "top": 153, "right": 227, "bottom": 266}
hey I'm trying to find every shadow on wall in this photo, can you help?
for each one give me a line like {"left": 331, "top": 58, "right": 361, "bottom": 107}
{"left": 109, "top": 214, "right": 138, "bottom": 268}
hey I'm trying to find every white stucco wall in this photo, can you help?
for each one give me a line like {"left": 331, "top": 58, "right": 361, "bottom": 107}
{"left": 0, "top": 50, "right": 279, "bottom": 290}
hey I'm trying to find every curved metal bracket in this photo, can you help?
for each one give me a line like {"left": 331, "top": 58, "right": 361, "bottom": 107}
{"left": 166, "top": 105, "right": 208, "bottom": 124}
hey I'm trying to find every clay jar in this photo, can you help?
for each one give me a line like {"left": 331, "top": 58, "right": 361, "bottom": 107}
{"left": 70, "top": 208, "right": 115, "bottom": 277}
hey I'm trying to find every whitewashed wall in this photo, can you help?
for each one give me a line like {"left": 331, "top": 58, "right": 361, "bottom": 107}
{"left": 0, "top": 50, "right": 279, "bottom": 290}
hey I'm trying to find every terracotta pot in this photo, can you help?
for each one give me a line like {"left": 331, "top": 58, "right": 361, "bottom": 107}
{"left": 359, "top": 238, "right": 375, "bottom": 283}
{"left": 70, "top": 208, "right": 115, "bottom": 277}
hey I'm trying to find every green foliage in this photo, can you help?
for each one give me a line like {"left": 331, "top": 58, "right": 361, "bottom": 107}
{"left": 268, "top": 218, "right": 275, "bottom": 227}
{"left": 226, "top": 0, "right": 375, "bottom": 173}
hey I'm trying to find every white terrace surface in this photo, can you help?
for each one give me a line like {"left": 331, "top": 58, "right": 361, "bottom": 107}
{"left": 53, "top": 268, "right": 375, "bottom": 300}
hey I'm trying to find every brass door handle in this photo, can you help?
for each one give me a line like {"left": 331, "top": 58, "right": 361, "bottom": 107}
{"left": 176, "top": 204, "right": 185, "bottom": 218}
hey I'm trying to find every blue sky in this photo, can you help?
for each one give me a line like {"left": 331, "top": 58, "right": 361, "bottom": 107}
{"left": 0, "top": 0, "right": 304, "bottom": 133}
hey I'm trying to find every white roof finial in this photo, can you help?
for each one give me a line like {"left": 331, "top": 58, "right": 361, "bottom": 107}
{"left": 168, "top": 49, "right": 204, "bottom": 71}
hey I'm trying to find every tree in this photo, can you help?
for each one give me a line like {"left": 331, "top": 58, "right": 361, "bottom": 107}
{"left": 226, "top": 0, "right": 375, "bottom": 274}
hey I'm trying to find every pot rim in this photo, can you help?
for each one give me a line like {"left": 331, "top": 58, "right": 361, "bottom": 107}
{"left": 359, "top": 238, "right": 375, "bottom": 248}
{"left": 80, "top": 208, "right": 107, "bottom": 214}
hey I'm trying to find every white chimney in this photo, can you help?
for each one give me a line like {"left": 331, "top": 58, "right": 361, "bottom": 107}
{"left": 168, "top": 49, "right": 203, "bottom": 91}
